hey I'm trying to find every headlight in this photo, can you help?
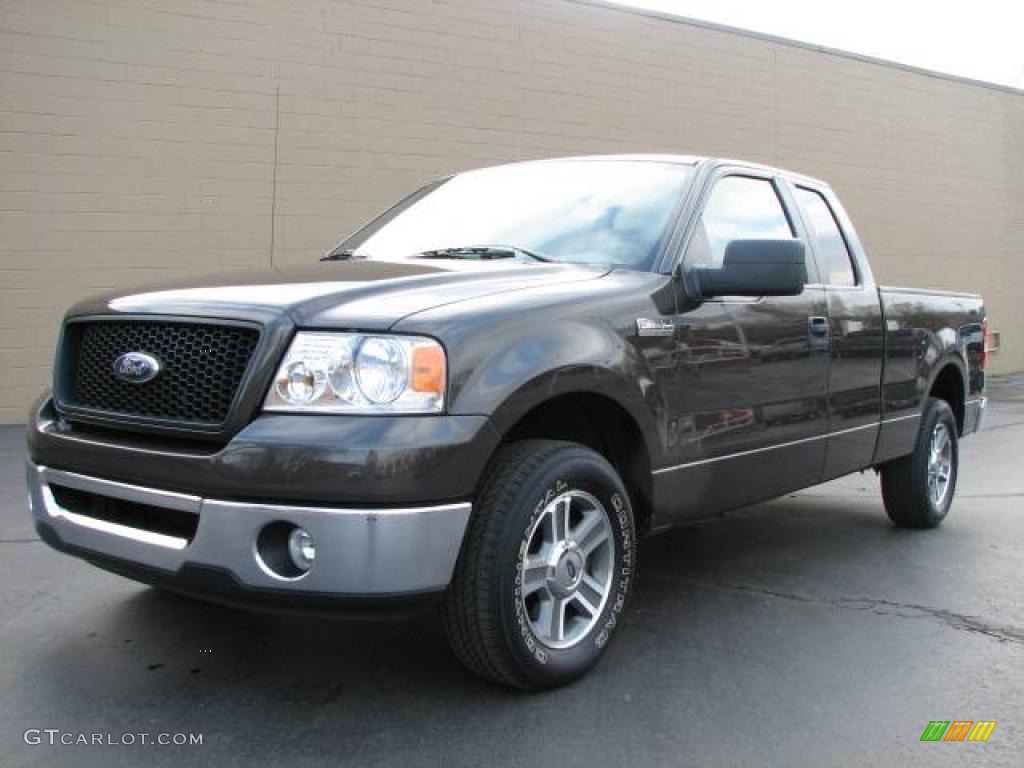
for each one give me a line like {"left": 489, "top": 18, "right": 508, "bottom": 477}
{"left": 264, "top": 332, "right": 446, "bottom": 413}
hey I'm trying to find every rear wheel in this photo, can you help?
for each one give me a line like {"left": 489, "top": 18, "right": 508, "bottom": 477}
{"left": 880, "top": 397, "right": 959, "bottom": 528}
{"left": 441, "top": 440, "right": 636, "bottom": 690}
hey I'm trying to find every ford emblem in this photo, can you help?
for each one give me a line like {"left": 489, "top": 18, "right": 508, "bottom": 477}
{"left": 112, "top": 352, "right": 161, "bottom": 384}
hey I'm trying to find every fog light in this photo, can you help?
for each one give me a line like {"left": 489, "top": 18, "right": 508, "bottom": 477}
{"left": 287, "top": 527, "right": 316, "bottom": 571}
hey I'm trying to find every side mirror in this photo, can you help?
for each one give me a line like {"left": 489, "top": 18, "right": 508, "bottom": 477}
{"left": 692, "top": 239, "right": 807, "bottom": 298}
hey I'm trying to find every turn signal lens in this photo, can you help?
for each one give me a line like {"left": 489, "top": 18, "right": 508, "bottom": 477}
{"left": 412, "top": 345, "right": 446, "bottom": 394}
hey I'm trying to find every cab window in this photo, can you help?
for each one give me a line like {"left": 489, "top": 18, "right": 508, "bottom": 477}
{"left": 795, "top": 187, "right": 856, "bottom": 286}
{"left": 685, "top": 176, "right": 794, "bottom": 269}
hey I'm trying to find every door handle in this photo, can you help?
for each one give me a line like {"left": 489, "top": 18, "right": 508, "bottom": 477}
{"left": 808, "top": 316, "right": 830, "bottom": 348}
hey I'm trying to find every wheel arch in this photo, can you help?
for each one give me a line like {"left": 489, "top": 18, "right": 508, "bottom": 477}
{"left": 928, "top": 359, "right": 967, "bottom": 436}
{"left": 487, "top": 378, "right": 658, "bottom": 535}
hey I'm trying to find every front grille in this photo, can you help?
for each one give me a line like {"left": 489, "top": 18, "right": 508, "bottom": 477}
{"left": 60, "top": 319, "right": 260, "bottom": 427}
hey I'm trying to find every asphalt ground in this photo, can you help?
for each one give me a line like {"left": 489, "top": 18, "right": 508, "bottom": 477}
{"left": 2, "top": 380, "right": 1023, "bottom": 767}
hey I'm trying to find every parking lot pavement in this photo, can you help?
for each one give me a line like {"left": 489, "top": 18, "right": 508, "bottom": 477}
{"left": 2, "top": 387, "right": 1023, "bottom": 768}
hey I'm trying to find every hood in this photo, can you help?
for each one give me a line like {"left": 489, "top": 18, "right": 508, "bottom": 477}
{"left": 69, "top": 259, "right": 610, "bottom": 329}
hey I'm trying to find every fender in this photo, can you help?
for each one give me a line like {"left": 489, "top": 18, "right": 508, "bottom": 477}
{"left": 921, "top": 325, "right": 968, "bottom": 405}
{"left": 925, "top": 349, "right": 967, "bottom": 401}
{"left": 876, "top": 322, "right": 970, "bottom": 465}
{"left": 446, "top": 318, "right": 668, "bottom": 468}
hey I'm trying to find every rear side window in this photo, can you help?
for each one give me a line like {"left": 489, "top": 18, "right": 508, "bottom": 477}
{"left": 685, "top": 176, "right": 794, "bottom": 269}
{"left": 795, "top": 187, "right": 856, "bottom": 286}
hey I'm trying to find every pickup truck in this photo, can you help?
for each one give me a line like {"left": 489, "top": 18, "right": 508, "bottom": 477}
{"left": 27, "top": 155, "right": 987, "bottom": 690}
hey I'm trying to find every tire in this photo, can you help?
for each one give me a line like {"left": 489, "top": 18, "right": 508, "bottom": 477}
{"left": 880, "top": 397, "right": 959, "bottom": 528}
{"left": 441, "top": 440, "right": 636, "bottom": 690}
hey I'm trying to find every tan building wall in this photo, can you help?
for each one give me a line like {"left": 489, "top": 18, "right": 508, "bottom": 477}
{"left": 1, "top": 0, "right": 1022, "bottom": 422}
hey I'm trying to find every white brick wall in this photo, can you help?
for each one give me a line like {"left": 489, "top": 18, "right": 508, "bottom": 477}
{"left": 1, "top": 0, "right": 1021, "bottom": 421}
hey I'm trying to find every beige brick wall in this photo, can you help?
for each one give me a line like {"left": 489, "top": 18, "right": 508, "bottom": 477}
{"left": 1, "top": 0, "right": 1021, "bottom": 422}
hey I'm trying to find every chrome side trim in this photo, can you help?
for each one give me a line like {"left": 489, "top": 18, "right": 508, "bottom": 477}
{"left": 878, "top": 413, "right": 922, "bottom": 424}
{"left": 652, "top": 416, "right": 915, "bottom": 476}
{"left": 828, "top": 421, "right": 882, "bottom": 436}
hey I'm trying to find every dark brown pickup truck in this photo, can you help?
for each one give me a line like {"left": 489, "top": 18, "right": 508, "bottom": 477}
{"left": 27, "top": 155, "right": 986, "bottom": 689}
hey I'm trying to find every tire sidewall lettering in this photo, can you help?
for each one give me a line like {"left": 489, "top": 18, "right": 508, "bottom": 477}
{"left": 512, "top": 471, "right": 633, "bottom": 666}
{"left": 596, "top": 490, "right": 632, "bottom": 650}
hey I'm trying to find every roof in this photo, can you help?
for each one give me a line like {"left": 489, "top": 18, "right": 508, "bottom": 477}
{"left": 474, "top": 154, "right": 832, "bottom": 189}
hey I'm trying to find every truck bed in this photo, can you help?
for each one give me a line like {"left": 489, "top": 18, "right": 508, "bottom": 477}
{"left": 874, "top": 285, "right": 986, "bottom": 464}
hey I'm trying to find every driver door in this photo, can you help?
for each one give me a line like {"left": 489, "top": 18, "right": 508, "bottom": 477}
{"left": 657, "top": 168, "right": 830, "bottom": 524}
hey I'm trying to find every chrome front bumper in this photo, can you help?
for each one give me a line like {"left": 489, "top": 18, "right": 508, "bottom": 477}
{"left": 28, "top": 463, "right": 471, "bottom": 596}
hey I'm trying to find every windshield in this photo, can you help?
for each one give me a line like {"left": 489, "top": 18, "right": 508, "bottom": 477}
{"left": 332, "top": 160, "right": 695, "bottom": 271}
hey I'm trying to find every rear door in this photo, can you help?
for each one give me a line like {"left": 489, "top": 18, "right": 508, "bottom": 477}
{"left": 788, "top": 183, "right": 884, "bottom": 480}
{"left": 656, "top": 167, "right": 830, "bottom": 523}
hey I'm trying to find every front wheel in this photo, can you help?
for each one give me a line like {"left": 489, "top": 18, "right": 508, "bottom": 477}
{"left": 441, "top": 440, "right": 636, "bottom": 690}
{"left": 880, "top": 397, "right": 959, "bottom": 528}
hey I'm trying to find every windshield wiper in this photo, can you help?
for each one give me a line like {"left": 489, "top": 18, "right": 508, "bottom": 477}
{"left": 413, "top": 245, "right": 553, "bottom": 263}
{"left": 320, "top": 248, "right": 367, "bottom": 261}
